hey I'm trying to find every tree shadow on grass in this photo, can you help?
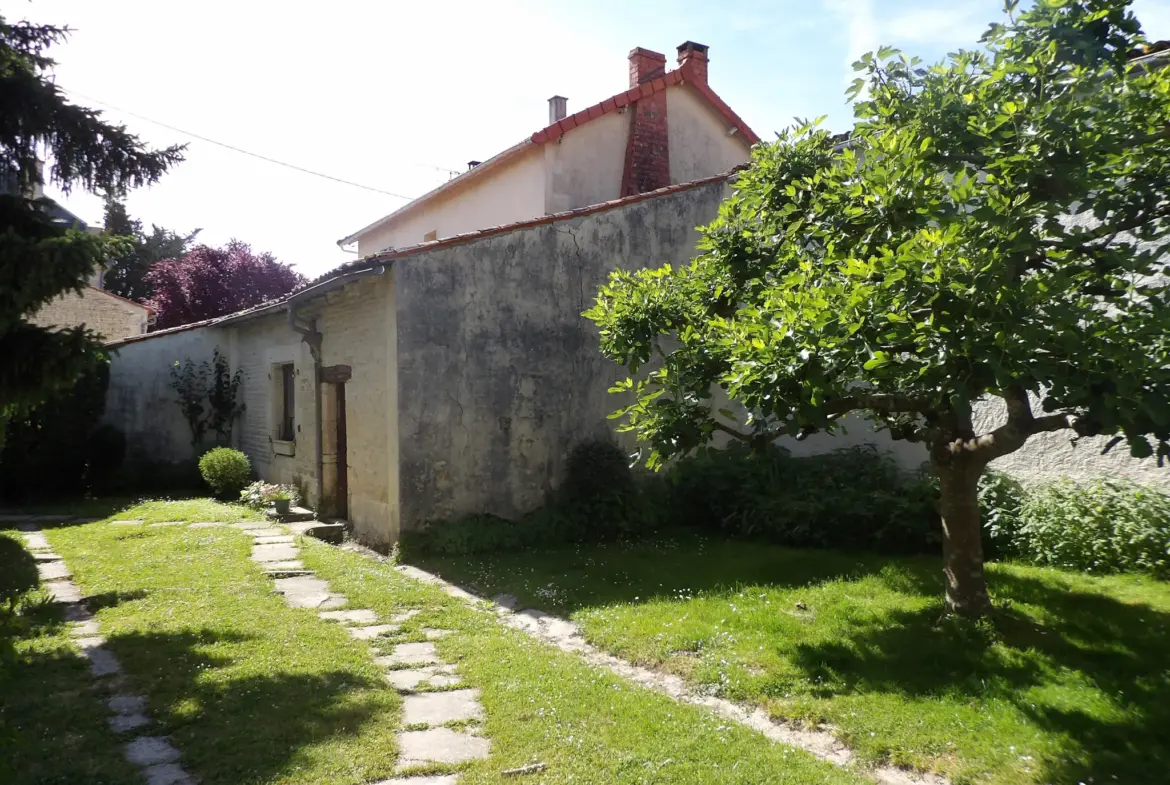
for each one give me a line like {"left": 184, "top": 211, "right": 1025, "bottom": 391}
{"left": 412, "top": 533, "right": 945, "bottom": 615}
{"left": 787, "top": 570, "right": 1170, "bottom": 784}
{"left": 105, "top": 628, "right": 399, "bottom": 785}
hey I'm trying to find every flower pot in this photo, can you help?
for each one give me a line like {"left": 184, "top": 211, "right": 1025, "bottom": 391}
{"left": 273, "top": 498, "right": 291, "bottom": 516}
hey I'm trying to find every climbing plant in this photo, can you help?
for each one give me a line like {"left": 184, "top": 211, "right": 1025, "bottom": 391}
{"left": 169, "top": 348, "right": 244, "bottom": 450}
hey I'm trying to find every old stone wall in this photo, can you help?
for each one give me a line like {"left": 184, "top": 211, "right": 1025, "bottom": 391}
{"left": 105, "top": 327, "right": 224, "bottom": 464}
{"left": 393, "top": 178, "right": 730, "bottom": 525}
{"left": 31, "top": 286, "right": 149, "bottom": 341}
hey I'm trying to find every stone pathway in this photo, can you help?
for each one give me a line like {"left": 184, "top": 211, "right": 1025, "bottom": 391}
{"left": 14, "top": 519, "right": 197, "bottom": 785}
{"left": 247, "top": 522, "right": 489, "bottom": 782}
{"left": 382, "top": 557, "right": 949, "bottom": 785}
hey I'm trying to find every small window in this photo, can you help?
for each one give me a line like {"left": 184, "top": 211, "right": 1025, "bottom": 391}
{"left": 423, "top": 230, "right": 438, "bottom": 242}
{"left": 278, "top": 363, "right": 295, "bottom": 441}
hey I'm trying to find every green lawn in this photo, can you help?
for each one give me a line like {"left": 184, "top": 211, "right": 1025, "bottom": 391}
{"left": 414, "top": 535, "right": 1170, "bottom": 785}
{"left": 2, "top": 501, "right": 869, "bottom": 784}
{"left": 0, "top": 530, "right": 143, "bottom": 784}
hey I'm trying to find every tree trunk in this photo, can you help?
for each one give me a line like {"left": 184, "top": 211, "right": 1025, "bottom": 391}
{"left": 936, "top": 463, "right": 992, "bottom": 617}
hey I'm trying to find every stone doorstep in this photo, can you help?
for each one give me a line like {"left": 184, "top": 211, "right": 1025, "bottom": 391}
{"left": 395, "top": 727, "right": 490, "bottom": 769}
{"left": 346, "top": 624, "right": 400, "bottom": 640}
{"left": 124, "top": 736, "right": 181, "bottom": 767}
{"left": 401, "top": 689, "right": 483, "bottom": 726}
{"left": 318, "top": 608, "right": 378, "bottom": 625}
{"left": 377, "top": 642, "right": 439, "bottom": 667}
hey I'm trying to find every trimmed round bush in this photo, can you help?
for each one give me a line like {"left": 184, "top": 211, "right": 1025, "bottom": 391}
{"left": 198, "top": 447, "right": 252, "bottom": 498}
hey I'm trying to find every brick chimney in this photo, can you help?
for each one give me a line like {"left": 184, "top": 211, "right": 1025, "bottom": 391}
{"left": 628, "top": 47, "right": 667, "bottom": 87}
{"left": 621, "top": 47, "right": 670, "bottom": 196}
{"left": 677, "top": 41, "right": 708, "bottom": 84}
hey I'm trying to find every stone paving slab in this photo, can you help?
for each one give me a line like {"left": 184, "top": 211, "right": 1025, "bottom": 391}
{"left": 251, "top": 543, "right": 300, "bottom": 562}
{"left": 70, "top": 517, "right": 103, "bottom": 524}
{"left": 377, "top": 642, "right": 439, "bottom": 667}
{"left": 346, "top": 624, "right": 399, "bottom": 640}
{"left": 148, "top": 521, "right": 184, "bottom": 527}
{"left": 22, "top": 532, "right": 50, "bottom": 549}
{"left": 373, "top": 776, "right": 459, "bottom": 785}
{"left": 391, "top": 609, "right": 422, "bottom": 624}
{"left": 423, "top": 628, "right": 451, "bottom": 640}
{"left": 265, "top": 559, "right": 305, "bottom": 570}
{"left": 109, "top": 713, "right": 151, "bottom": 732}
{"left": 125, "top": 737, "right": 181, "bottom": 766}
{"left": 254, "top": 535, "right": 295, "bottom": 544}
{"left": 385, "top": 666, "right": 461, "bottom": 692}
{"left": 109, "top": 520, "right": 145, "bottom": 526}
{"left": 142, "top": 762, "right": 197, "bottom": 785}
{"left": 70, "top": 619, "right": 100, "bottom": 636}
{"left": 402, "top": 688, "right": 483, "bottom": 726}
{"left": 63, "top": 603, "right": 92, "bottom": 622}
{"left": 109, "top": 695, "right": 147, "bottom": 715}
{"left": 244, "top": 528, "right": 281, "bottom": 536}
{"left": 395, "top": 727, "right": 489, "bottom": 769}
{"left": 33, "top": 551, "right": 62, "bottom": 562}
{"left": 272, "top": 576, "right": 345, "bottom": 609}
{"left": 318, "top": 608, "right": 377, "bottom": 625}
{"left": 37, "top": 560, "right": 72, "bottom": 581}
{"left": 47, "top": 581, "right": 82, "bottom": 603}
{"left": 83, "top": 645, "right": 123, "bottom": 678}
{"left": 188, "top": 522, "right": 225, "bottom": 529}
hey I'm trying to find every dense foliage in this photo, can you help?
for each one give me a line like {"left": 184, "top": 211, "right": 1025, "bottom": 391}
{"left": 240, "top": 481, "right": 300, "bottom": 510}
{"left": 586, "top": 0, "right": 1170, "bottom": 615}
{"left": 1000, "top": 478, "right": 1170, "bottom": 576}
{"left": 144, "top": 241, "right": 306, "bottom": 329}
{"left": 101, "top": 198, "right": 199, "bottom": 302}
{"left": 0, "top": 16, "right": 181, "bottom": 428}
{"left": 198, "top": 447, "right": 252, "bottom": 498}
{"left": 0, "top": 358, "right": 112, "bottom": 500}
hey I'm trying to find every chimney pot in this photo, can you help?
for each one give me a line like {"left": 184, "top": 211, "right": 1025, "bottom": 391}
{"left": 467, "top": 160, "right": 482, "bottom": 170}
{"left": 676, "top": 40, "right": 709, "bottom": 84}
{"left": 628, "top": 47, "right": 667, "bottom": 88}
{"left": 548, "top": 95, "right": 568, "bottom": 124}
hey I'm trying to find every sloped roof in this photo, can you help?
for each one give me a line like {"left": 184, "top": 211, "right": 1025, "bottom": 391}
{"left": 110, "top": 166, "right": 744, "bottom": 349}
{"left": 337, "top": 61, "right": 757, "bottom": 248}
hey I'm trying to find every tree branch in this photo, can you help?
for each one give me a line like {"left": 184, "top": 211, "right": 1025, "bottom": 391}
{"left": 962, "top": 387, "right": 1071, "bottom": 462}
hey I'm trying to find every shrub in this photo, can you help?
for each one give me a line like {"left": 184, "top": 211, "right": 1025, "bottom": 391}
{"left": 239, "top": 481, "right": 299, "bottom": 510}
{"left": 978, "top": 470, "right": 1025, "bottom": 558}
{"left": 664, "top": 444, "right": 941, "bottom": 553}
{"left": 198, "top": 448, "right": 252, "bottom": 498}
{"left": 1015, "top": 478, "right": 1170, "bottom": 577}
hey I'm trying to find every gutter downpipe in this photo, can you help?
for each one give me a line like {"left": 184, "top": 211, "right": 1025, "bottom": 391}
{"left": 284, "top": 262, "right": 387, "bottom": 515}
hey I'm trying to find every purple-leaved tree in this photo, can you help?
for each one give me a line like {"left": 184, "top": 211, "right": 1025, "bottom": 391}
{"left": 144, "top": 240, "right": 306, "bottom": 330}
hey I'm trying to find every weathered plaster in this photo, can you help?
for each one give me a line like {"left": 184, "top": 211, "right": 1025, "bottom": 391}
{"left": 666, "top": 84, "right": 753, "bottom": 184}
{"left": 392, "top": 177, "right": 734, "bottom": 525}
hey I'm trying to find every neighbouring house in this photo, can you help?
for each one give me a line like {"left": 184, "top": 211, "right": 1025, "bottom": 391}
{"left": 338, "top": 42, "right": 758, "bottom": 256}
{"left": 4, "top": 169, "right": 152, "bottom": 341}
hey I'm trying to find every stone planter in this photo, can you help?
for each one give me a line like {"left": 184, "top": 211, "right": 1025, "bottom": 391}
{"left": 273, "top": 498, "right": 292, "bottom": 516}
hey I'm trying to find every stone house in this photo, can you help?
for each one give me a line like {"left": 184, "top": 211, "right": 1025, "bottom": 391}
{"left": 103, "top": 42, "right": 761, "bottom": 547}
{"left": 339, "top": 42, "right": 757, "bottom": 255}
{"left": 29, "top": 284, "right": 151, "bottom": 342}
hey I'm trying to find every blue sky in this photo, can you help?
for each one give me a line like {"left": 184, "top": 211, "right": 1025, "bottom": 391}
{"left": 29, "top": 0, "right": 1170, "bottom": 278}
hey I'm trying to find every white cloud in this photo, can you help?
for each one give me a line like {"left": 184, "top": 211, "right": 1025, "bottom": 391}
{"left": 825, "top": 0, "right": 879, "bottom": 87}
